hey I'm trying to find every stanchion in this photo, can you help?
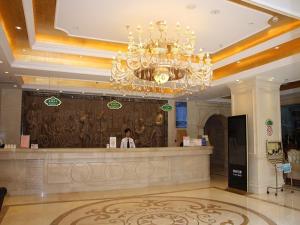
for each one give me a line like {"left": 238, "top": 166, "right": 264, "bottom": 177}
{"left": 267, "top": 164, "right": 283, "bottom": 196}
{"left": 266, "top": 141, "right": 283, "bottom": 196}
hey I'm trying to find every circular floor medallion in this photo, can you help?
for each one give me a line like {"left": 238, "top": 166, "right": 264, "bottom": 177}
{"left": 50, "top": 196, "right": 276, "bottom": 225}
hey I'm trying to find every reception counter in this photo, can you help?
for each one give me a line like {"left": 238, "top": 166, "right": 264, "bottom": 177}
{"left": 0, "top": 146, "right": 212, "bottom": 195}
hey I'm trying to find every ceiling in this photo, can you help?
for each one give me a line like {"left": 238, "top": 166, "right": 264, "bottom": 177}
{"left": 0, "top": 0, "right": 299, "bottom": 99}
{"left": 55, "top": 0, "right": 271, "bottom": 53}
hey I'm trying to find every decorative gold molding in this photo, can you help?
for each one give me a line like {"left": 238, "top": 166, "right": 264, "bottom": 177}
{"left": 21, "top": 75, "right": 183, "bottom": 94}
{"left": 213, "top": 38, "right": 300, "bottom": 80}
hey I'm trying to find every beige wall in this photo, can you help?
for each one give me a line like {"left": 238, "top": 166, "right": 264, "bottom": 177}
{"left": 167, "top": 99, "right": 231, "bottom": 147}
{"left": 187, "top": 100, "right": 231, "bottom": 138}
{"left": 0, "top": 88, "right": 22, "bottom": 145}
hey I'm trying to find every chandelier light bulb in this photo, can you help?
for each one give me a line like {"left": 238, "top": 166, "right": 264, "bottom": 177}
{"left": 136, "top": 25, "right": 142, "bottom": 32}
{"left": 149, "top": 22, "right": 154, "bottom": 30}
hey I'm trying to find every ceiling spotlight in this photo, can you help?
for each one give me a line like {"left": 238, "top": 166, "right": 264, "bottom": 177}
{"left": 13, "top": 85, "right": 17, "bottom": 88}
{"left": 186, "top": 3, "right": 197, "bottom": 10}
{"left": 0, "top": 60, "right": 3, "bottom": 63}
{"left": 236, "top": 79, "right": 240, "bottom": 82}
{"left": 271, "top": 16, "right": 279, "bottom": 23}
{"left": 274, "top": 46, "right": 280, "bottom": 50}
{"left": 237, "top": 61, "right": 241, "bottom": 64}
{"left": 4, "top": 71, "right": 8, "bottom": 74}
{"left": 15, "top": 26, "right": 22, "bottom": 30}
{"left": 210, "top": 9, "right": 220, "bottom": 15}
{"left": 36, "top": 88, "right": 40, "bottom": 91}
{"left": 59, "top": 90, "right": 63, "bottom": 93}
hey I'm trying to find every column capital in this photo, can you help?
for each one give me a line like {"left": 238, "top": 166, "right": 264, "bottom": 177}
{"left": 229, "top": 77, "right": 282, "bottom": 95}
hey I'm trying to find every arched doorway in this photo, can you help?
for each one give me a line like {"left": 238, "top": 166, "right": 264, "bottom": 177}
{"left": 204, "top": 114, "right": 228, "bottom": 176}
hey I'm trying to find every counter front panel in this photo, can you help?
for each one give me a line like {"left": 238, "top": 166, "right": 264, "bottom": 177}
{"left": 0, "top": 146, "right": 212, "bottom": 195}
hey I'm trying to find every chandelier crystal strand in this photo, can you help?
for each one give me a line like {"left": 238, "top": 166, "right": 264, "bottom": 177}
{"left": 111, "top": 21, "right": 213, "bottom": 96}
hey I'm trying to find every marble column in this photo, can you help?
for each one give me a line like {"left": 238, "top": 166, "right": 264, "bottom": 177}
{"left": 230, "top": 78, "right": 283, "bottom": 194}
{"left": 168, "top": 100, "right": 176, "bottom": 147}
{"left": 0, "top": 88, "right": 22, "bottom": 145}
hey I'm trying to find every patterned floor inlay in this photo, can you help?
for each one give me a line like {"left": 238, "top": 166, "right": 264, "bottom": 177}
{"left": 50, "top": 196, "right": 275, "bottom": 225}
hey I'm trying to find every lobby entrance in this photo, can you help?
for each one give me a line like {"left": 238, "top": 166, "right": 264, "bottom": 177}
{"left": 204, "top": 114, "right": 228, "bottom": 177}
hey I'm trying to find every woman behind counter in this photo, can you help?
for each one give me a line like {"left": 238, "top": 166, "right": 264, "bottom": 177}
{"left": 120, "top": 128, "right": 136, "bottom": 149}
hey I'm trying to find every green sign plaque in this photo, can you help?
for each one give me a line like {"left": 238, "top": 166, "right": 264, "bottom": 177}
{"left": 160, "top": 103, "right": 173, "bottom": 112}
{"left": 44, "top": 96, "right": 62, "bottom": 107}
{"left": 107, "top": 100, "right": 122, "bottom": 110}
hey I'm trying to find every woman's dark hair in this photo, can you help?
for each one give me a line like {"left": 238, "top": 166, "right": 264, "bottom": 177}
{"left": 124, "top": 128, "right": 131, "bottom": 133}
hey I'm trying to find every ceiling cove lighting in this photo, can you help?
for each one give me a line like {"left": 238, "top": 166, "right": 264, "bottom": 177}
{"left": 111, "top": 21, "right": 213, "bottom": 95}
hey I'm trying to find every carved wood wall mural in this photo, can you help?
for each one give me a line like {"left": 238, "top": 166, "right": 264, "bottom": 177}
{"left": 21, "top": 91, "right": 168, "bottom": 148}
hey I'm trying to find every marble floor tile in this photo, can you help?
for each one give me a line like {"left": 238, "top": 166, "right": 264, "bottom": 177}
{"left": 1, "top": 176, "right": 299, "bottom": 225}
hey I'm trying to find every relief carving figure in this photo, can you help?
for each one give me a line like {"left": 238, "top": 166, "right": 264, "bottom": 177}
{"left": 22, "top": 92, "right": 167, "bottom": 148}
{"left": 155, "top": 111, "right": 164, "bottom": 126}
{"left": 91, "top": 112, "right": 101, "bottom": 146}
{"left": 99, "top": 111, "right": 111, "bottom": 146}
{"left": 134, "top": 118, "right": 146, "bottom": 146}
{"left": 121, "top": 115, "right": 130, "bottom": 134}
{"left": 65, "top": 114, "right": 80, "bottom": 146}
{"left": 151, "top": 126, "right": 163, "bottom": 147}
{"left": 79, "top": 112, "right": 92, "bottom": 147}
{"left": 25, "top": 102, "right": 39, "bottom": 142}
{"left": 151, "top": 110, "right": 164, "bottom": 146}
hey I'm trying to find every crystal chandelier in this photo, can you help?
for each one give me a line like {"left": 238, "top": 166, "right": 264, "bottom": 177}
{"left": 111, "top": 21, "right": 213, "bottom": 95}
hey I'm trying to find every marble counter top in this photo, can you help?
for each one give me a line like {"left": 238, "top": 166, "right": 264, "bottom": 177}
{"left": 0, "top": 146, "right": 212, "bottom": 160}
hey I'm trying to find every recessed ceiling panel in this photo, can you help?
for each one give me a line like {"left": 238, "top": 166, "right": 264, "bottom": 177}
{"left": 55, "top": 0, "right": 272, "bottom": 53}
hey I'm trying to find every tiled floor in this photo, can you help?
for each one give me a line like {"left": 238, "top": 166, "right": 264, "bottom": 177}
{"left": 0, "top": 176, "right": 299, "bottom": 225}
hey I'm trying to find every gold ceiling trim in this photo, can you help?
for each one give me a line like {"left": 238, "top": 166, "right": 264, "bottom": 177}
{"left": 0, "top": 0, "right": 299, "bottom": 83}
{"left": 21, "top": 75, "right": 183, "bottom": 95}
{"left": 0, "top": 0, "right": 29, "bottom": 50}
{"left": 213, "top": 37, "right": 300, "bottom": 80}
{"left": 14, "top": 48, "right": 113, "bottom": 69}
